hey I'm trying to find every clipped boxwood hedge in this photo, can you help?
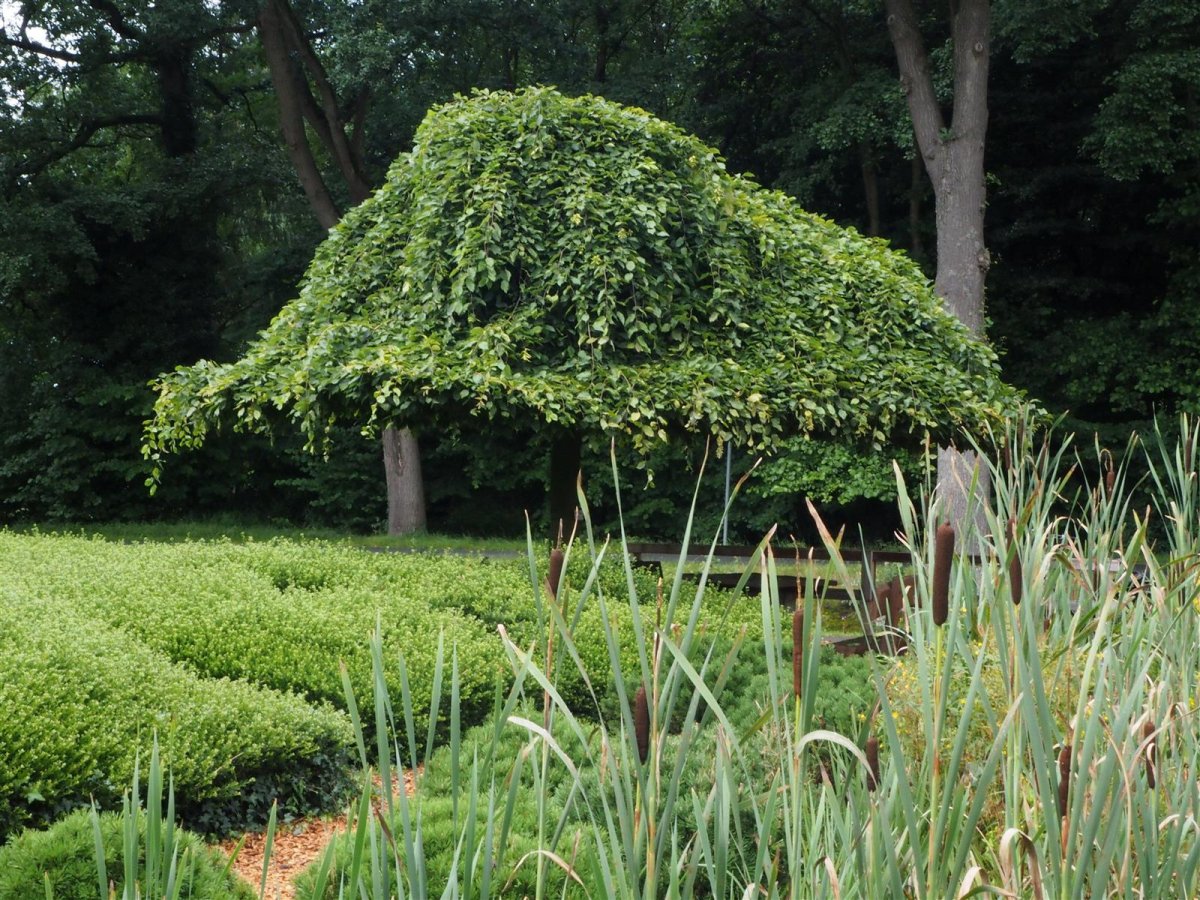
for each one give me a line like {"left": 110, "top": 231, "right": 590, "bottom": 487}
{"left": 0, "top": 808, "right": 254, "bottom": 900}
{"left": 0, "top": 596, "right": 353, "bottom": 838}
{"left": 0, "top": 535, "right": 508, "bottom": 741}
{"left": 0, "top": 531, "right": 775, "bottom": 841}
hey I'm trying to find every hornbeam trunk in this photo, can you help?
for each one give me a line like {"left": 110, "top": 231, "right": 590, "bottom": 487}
{"left": 548, "top": 431, "right": 582, "bottom": 540}
{"left": 383, "top": 426, "right": 426, "bottom": 535}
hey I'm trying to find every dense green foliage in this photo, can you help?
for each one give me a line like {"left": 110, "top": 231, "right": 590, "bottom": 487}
{"left": 0, "top": 584, "right": 353, "bottom": 838}
{"left": 0, "top": 530, "right": 771, "bottom": 841}
{"left": 0, "top": 535, "right": 514, "bottom": 748}
{"left": 1, "top": 0, "right": 1197, "bottom": 532}
{"left": 0, "top": 808, "right": 254, "bottom": 900}
{"left": 145, "top": 88, "right": 1015, "bottom": 475}
{"left": 294, "top": 643, "right": 875, "bottom": 900}
{"left": 284, "top": 420, "right": 1200, "bottom": 897}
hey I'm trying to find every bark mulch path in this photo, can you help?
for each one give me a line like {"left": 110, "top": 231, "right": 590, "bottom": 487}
{"left": 218, "top": 769, "right": 417, "bottom": 900}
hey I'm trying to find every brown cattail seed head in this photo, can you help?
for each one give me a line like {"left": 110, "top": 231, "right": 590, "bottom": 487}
{"left": 1007, "top": 518, "right": 1023, "bottom": 606}
{"left": 1058, "top": 743, "right": 1072, "bottom": 819}
{"left": 547, "top": 548, "right": 565, "bottom": 600}
{"left": 866, "top": 736, "right": 880, "bottom": 792}
{"left": 1144, "top": 721, "right": 1157, "bottom": 789}
{"left": 634, "top": 685, "right": 650, "bottom": 764}
{"left": 792, "top": 611, "right": 804, "bottom": 698}
{"left": 1104, "top": 462, "right": 1116, "bottom": 498}
{"left": 889, "top": 575, "right": 904, "bottom": 623}
{"left": 932, "top": 523, "right": 955, "bottom": 626}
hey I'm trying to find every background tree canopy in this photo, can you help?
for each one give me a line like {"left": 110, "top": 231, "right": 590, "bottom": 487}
{"left": 144, "top": 89, "right": 1016, "bottom": 504}
{"left": 2, "top": 0, "right": 1196, "bottom": 539}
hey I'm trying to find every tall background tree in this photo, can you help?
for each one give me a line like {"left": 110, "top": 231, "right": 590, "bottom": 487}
{"left": 883, "top": 0, "right": 991, "bottom": 529}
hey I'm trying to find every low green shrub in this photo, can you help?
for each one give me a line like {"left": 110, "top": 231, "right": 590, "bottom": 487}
{"left": 0, "top": 807, "right": 254, "bottom": 900}
{"left": 0, "top": 535, "right": 505, "bottom": 743}
{"left": 0, "top": 597, "right": 353, "bottom": 838}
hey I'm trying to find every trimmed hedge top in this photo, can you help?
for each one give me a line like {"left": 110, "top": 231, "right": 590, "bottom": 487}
{"left": 145, "top": 88, "right": 1018, "bottom": 476}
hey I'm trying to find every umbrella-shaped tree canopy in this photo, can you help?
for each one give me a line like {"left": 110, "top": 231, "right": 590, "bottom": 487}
{"left": 144, "top": 88, "right": 1018, "bottom": 487}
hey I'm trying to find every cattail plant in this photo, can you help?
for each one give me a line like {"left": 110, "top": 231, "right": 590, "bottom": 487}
{"left": 547, "top": 547, "right": 565, "bottom": 600}
{"left": 865, "top": 736, "right": 880, "bottom": 793}
{"left": 633, "top": 684, "right": 650, "bottom": 764}
{"left": 792, "top": 610, "right": 804, "bottom": 698}
{"left": 1057, "top": 743, "right": 1072, "bottom": 820}
{"left": 1143, "top": 720, "right": 1157, "bottom": 790}
{"left": 1007, "top": 518, "right": 1023, "bottom": 606}
{"left": 932, "top": 523, "right": 954, "bottom": 627}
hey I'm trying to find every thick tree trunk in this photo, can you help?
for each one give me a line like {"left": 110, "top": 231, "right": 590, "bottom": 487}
{"left": 155, "top": 50, "right": 197, "bottom": 157}
{"left": 887, "top": 0, "right": 992, "bottom": 541}
{"left": 383, "top": 426, "right": 426, "bottom": 534}
{"left": 932, "top": 147, "right": 988, "bottom": 334}
{"left": 548, "top": 430, "right": 582, "bottom": 541}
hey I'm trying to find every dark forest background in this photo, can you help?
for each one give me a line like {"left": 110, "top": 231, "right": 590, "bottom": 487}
{"left": 2, "top": 0, "right": 1196, "bottom": 541}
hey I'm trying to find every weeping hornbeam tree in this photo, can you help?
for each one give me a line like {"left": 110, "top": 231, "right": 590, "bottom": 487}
{"left": 143, "top": 88, "right": 1020, "bottom": 531}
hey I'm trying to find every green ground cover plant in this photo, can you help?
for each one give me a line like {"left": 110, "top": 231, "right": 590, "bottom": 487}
{"left": 0, "top": 594, "right": 353, "bottom": 839}
{"left": 0, "top": 809, "right": 254, "bottom": 900}
{"left": 0, "top": 740, "right": 257, "bottom": 900}
{"left": 0, "top": 536, "right": 508, "bottom": 741}
{"left": 0, "top": 527, "right": 769, "bottom": 846}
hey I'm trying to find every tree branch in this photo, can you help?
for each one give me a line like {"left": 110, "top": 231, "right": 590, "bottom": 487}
{"left": 257, "top": 0, "right": 341, "bottom": 229}
{"left": 6, "top": 113, "right": 161, "bottom": 193}
{"left": 272, "top": 0, "right": 370, "bottom": 202}
{"left": 2, "top": 33, "right": 83, "bottom": 62}
{"left": 84, "top": 0, "right": 145, "bottom": 40}
{"left": 884, "top": 0, "right": 945, "bottom": 167}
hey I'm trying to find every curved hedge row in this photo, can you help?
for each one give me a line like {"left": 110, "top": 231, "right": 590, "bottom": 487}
{"left": 0, "top": 596, "right": 353, "bottom": 838}
{"left": 0, "top": 532, "right": 764, "bottom": 842}
{"left": 0, "top": 535, "right": 507, "bottom": 740}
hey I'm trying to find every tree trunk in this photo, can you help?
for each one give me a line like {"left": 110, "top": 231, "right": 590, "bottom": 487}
{"left": 383, "top": 426, "right": 426, "bottom": 534}
{"left": 258, "top": 0, "right": 341, "bottom": 230}
{"left": 886, "top": 0, "right": 992, "bottom": 541}
{"left": 548, "top": 430, "right": 582, "bottom": 541}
